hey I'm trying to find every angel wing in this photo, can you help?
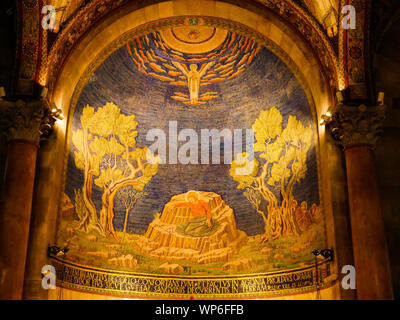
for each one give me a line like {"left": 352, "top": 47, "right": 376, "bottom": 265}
{"left": 127, "top": 32, "right": 261, "bottom": 105}
{"left": 199, "top": 61, "right": 216, "bottom": 77}
{"left": 172, "top": 61, "right": 189, "bottom": 76}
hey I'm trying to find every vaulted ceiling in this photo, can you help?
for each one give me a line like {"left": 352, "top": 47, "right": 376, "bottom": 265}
{"left": 2, "top": 0, "right": 398, "bottom": 102}
{"left": 49, "top": 0, "right": 340, "bottom": 38}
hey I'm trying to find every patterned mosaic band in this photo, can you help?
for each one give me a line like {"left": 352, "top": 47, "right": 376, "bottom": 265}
{"left": 51, "top": 257, "right": 332, "bottom": 298}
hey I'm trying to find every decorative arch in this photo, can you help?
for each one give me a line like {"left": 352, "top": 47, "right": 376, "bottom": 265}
{"left": 12, "top": 0, "right": 377, "bottom": 300}
{"left": 33, "top": 0, "right": 348, "bottom": 300}
{"left": 37, "top": 0, "right": 341, "bottom": 92}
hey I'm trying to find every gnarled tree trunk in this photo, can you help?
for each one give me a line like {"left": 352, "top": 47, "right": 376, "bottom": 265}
{"left": 76, "top": 170, "right": 104, "bottom": 236}
{"left": 100, "top": 177, "right": 142, "bottom": 239}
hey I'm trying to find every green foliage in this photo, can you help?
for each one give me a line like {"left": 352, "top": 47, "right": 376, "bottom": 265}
{"left": 268, "top": 154, "right": 291, "bottom": 186}
{"left": 129, "top": 146, "right": 148, "bottom": 161}
{"left": 86, "top": 102, "right": 138, "bottom": 140}
{"left": 134, "top": 161, "right": 159, "bottom": 191}
{"left": 230, "top": 107, "right": 313, "bottom": 193}
{"left": 95, "top": 167, "right": 124, "bottom": 189}
{"left": 230, "top": 153, "right": 259, "bottom": 189}
{"left": 72, "top": 102, "right": 158, "bottom": 191}
{"left": 73, "top": 150, "right": 85, "bottom": 170}
{"left": 253, "top": 106, "right": 283, "bottom": 154}
{"left": 80, "top": 105, "right": 95, "bottom": 128}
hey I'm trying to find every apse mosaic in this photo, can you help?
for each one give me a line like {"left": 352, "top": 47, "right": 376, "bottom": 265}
{"left": 55, "top": 18, "right": 328, "bottom": 298}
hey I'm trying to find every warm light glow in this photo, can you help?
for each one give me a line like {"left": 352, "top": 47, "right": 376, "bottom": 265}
{"left": 54, "top": 97, "right": 67, "bottom": 136}
{"left": 58, "top": 113, "right": 66, "bottom": 127}
{"left": 336, "top": 91, "right": 344, "bottom": 104}
{"left": 377, "top": 92, "right": 385, "bottom": 105}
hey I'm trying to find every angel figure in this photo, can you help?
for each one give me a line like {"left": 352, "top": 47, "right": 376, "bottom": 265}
{"left": 172, "top": 61, "right": 215, "bottom": 104}
{"left": 126, "top": 32, "right": 260, "bottom": 105}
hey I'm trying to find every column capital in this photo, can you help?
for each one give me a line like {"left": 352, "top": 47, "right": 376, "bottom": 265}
{"left": 0, "top": 98, "right": 62, "bottom": 146}
{"left": 327, "top": 104, "right": 386, "bottom": 150}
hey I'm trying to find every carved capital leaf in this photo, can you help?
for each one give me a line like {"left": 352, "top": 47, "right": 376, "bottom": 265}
{"left": 328, "top": 104, "right": 385, "bottom": 149}
{"left": 0, "top": 99, "right": 62, "bottom": 146}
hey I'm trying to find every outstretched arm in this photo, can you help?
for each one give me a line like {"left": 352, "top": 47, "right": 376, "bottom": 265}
{"left": 174, "top": 201, "right": 189, "bottom": 208}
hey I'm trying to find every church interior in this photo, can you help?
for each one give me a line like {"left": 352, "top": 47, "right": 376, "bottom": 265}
{"left": 0, "top": 0, "right": 399, "bottom": 300}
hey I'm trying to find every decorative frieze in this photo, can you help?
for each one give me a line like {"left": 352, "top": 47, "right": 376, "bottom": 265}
{"left": 0, "top": 98, "right": 62, "bottom": 146}
{"left": 327, "top": 104, "right": 385, "bottom": 149}
{"left": 50, "top": 256, "right": 333, "bottom": 298}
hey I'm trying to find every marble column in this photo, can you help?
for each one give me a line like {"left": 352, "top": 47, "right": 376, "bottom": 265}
{"left": 0, "top": 99, "right": 60, "bottom": 299}
{"left": 329, "top": 104, "right": 394, "bottom": 299}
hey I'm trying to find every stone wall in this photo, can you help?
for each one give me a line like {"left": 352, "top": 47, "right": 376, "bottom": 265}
{"left": 374, "top": 18, "right": 400, "bottom": 298}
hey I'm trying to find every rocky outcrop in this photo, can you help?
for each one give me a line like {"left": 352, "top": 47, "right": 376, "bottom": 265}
{"left": 158, "top": 262, "right": 184, "bottom": 274}
{"left": 222, "top": 258, "right": 253, "bottom": 272}
{"left": 108, "top": 254, "right": 138, "bottom": 269}
{"left": 135, "top": 191, "right": 247, "bottom": 264}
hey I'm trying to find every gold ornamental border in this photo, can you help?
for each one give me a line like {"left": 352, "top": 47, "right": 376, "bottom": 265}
{"left": 51, "top": 257, "right": 332, "bottom": 299}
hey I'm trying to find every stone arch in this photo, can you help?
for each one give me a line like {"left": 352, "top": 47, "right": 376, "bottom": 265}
{"left": 32, "top": 0, "right": 348, "bottom": 299}
{"left": 39, "top": 0, "right": 340, "bottom": 92}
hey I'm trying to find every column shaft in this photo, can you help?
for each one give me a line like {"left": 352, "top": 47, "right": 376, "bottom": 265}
{"left": 344, "top": 145, "right": 393, "bottom": 299}
{"left": 0, "top": 141, "right": 38, "bottom": 299}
